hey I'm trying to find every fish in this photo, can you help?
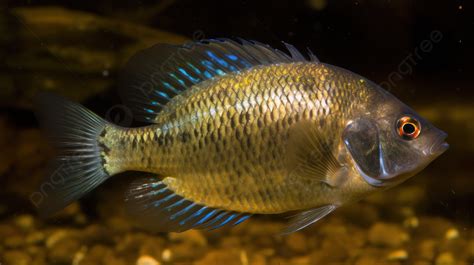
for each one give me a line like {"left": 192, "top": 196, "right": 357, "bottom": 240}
{"left": 34, "top": 39, "right": 449, "bottom": 234}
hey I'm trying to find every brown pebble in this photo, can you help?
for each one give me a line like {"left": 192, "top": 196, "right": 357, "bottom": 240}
{"left": 220, "top": 236, "right": 241, "bottom": 248}
{"left": 14, "top": 215, "right": 35, "bottom": 232}
{"left": 354, "top": 255, "right": 400, "bottom": 265}
{"left": 289, "top": 255, "right": 311, "bottom": 265}
{"left": 138, "top": 237, "right": 166, "bottom": 259}
{"left": 2, "top": 250, "right": 32, "bottom": 265}
{"left": 250, "top": 253, "right": 267, "bottom": 265}
{"left": 194, "top": 248, "right": 241, "bottom": 265}
{"left": 26, "top": 231, "right": 45, "bottom": 245}
{"left": 368, "top": 222, "right": 409, "bottom": 247}
{"left": 386, "top": 249, "right": 408, "bottom": 261}
{"left": 285, "top": 232, "right": 307, "bottom": 253}
{"left": 47, "top": 237, "right": 82, "bottom": 264}
{"left": 136, "top": 255, "right": 161, "bottom": 265}
{"left": 169, "top": 230, "right": 207, "bottom": 247}
{"left": 416, "top": 239, "right": 437, "bottom": 260}
{"left": 4, "top": 235, "right": 24, "bottom": 248}
{"left": 411, "top": 261, "right": 431, "bottom": 265}
{"left": 435, "top": 252, "right": 456, "bottom": 265}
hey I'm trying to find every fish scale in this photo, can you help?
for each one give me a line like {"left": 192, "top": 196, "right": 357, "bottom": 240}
{"left": 100, "top": 62, "right": 367, "bottom": 213}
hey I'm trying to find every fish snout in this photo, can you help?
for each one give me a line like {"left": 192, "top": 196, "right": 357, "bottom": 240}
{"left": 429, "top": 131, "right": 449, "bottom": 156}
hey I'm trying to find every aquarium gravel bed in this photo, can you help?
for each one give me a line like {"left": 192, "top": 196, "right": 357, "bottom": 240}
{"left": 0, "top": 206, "right": 473, "bottom": 265}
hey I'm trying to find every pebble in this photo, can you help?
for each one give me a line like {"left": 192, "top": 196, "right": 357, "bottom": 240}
{"left": 403, "top": 216, "right": 419, "bottom": 229}
{"left": 2, "top": 250, "right": 32, "bottom": 265}
{"left": 354, "top": 255, "right": 400, "bottom": 265}
{"left": 82, "top": 224, "right": 114, "bottom": 245}
{"left": 169, "top": 230, "right": 207, "bottom": 247}
{"left": 250, "top": 253, "right": 266, "bottom": 265}
{"left": 435, "top": 252, "right": 455, "bottom": 265}
{"left": 416, "top": 239, "right": 437, "bottom": 260}
{"left": 46, "top": 229, "right": 70, "bottom": 248}
{"left": 261, "top": 248, "right": 276, "bottom": 256}
{"left": 285, "top": 232, "right": 307, "bottom": 253}
{"left": 138, "top": 237, "right": 166, "bottom": 259}
{"left": 368, "top": 222, "right": 409, "bottom": 247}
{"left": 161, "top": 248, "right": 173, "bottom": 262}
{"left": 79, "top": 247, "right": 127, "bottom": 265}
{"left": 220, "top": 236, "right": 241, "bottom": 248}
{"left": 240, "top": 250, "right": 249, "bottom": 265}
{"left": 25, "top": 231, "right": 45, "bottom": 245}
{"left": 386, "top": 249, "right": 408, "bottom": 261}
{"left": 14, "top": 214, "right": 35, "bottom": 231}
{"left": 289, "top": 255, "right": 311, "bottom": 265}
{"left": 194, "top": 249, "right": 241, "bottom": 265}
{"left": 136, "top": 255, "right": 161, "bottom": 265}
{"left": 170, "top": 242, "right": 202, "bottom": 262}
{"left": 115, "top": 232, "right": 155, "bottom": 259}
{"left": 4, "top": 235, "right": 24, "bottom": 248}
{"left": 47, "top": 237, "right": 82, "bottom": 264}
{"left": 444, "top": 228, "right": 459, "bottom": 240}
{"left": 412, "top": 261, "right": 431, "bottom": 265}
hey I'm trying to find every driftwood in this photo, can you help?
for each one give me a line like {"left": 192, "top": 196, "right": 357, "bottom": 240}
{"left": 0, "top": 7, "right": 188, "bottom": 108}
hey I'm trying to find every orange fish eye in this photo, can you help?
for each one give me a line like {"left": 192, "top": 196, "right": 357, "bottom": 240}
{"left": 397, "top": 116, "right": 421, "bottom": 140}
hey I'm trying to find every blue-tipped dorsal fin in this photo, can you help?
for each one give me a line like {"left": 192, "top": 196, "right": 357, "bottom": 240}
{"left": 119, "top": 38, "right": 316, "bottom": 123}
{"left": 125, "top": 176, "right": 252, "bottom": 232}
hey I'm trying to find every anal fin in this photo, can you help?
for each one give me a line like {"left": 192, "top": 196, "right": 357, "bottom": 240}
{"left": 125, "top": 177, "right": 252, "bottom": 232}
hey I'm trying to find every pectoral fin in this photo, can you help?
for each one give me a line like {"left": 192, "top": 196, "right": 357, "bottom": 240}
{"left": 287, "top": 120, "right": 346, "bottom": 187}
{"left": 281, "top": 205, "right": 337, "bottom": 234}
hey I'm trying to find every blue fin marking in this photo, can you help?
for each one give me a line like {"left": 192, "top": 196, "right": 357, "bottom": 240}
{"left": 196, "top": 209, "right": 219, "bottom": 226}
{"left": 199, "top": 211, "right": 229, "bottom": 229}
{"left": 126, "top": 178, "right": 253, "bottom": 233}
{"left": 209, "top": 213, "right": 238, "bottom": 230}
{"left": 172, "top": 203, "right": 197, "bottom": 221}
{"left": 120, "top": 38, "right": 313, "bottom": 123}
{"left": 233, "top": 214, "right": 251, "bottom": 226}
{"left": 180, "top": 206, "right": 208, "bottom": 225}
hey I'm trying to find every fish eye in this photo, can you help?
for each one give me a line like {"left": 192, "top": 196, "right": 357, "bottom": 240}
{"left": 397, "top": 116, "right": 421, "bottom": 140}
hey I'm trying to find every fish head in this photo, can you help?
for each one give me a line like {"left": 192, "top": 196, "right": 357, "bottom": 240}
{"left": 343, "top": 84, "right": 448, "bottom": 187}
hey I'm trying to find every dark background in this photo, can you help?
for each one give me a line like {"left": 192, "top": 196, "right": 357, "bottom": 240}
{"left": 3, "top": 0, "right": 472, "bottom": 98}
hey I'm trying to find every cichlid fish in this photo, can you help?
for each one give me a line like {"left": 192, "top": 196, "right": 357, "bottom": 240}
{"left": 35, "top": 39, "right": 448, "bottom": 233}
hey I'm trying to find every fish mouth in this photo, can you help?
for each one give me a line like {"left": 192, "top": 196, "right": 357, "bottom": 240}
{"left": 429, "top": 133, "right": 449, "bottom": 156}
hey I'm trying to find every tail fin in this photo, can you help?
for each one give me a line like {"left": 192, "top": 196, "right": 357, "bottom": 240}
{"left": 34, "top": 93, "right": 110, "bottom": 216}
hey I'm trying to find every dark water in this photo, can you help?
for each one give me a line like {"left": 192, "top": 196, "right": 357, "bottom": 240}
{"left": 0, "top": 0, "right": 473, "bottom": 264}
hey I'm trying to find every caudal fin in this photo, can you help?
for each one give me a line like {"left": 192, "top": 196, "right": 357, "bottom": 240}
{"left": 34, "top": 93, "right": 110, "bottom": 216}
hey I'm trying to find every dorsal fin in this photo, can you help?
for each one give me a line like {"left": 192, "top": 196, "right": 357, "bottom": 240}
{"left": 119, "top": 38, "right": 316, "bottom": 123}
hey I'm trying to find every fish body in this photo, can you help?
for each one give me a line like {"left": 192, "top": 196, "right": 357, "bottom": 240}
{"left": 35, "top": 39, "right": 448, "bottom": 233}
{"left": 103, "top": 62, "right": 371, "bottom": 213}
